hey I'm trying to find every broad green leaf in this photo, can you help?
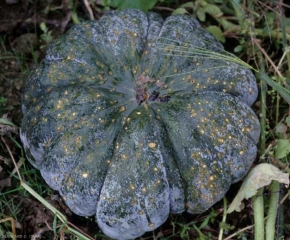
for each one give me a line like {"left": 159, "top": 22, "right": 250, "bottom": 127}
{"left": 204, "top": 3, "right": 223, "bottom": 17}
{"left": 227, "top": 163, "right": 289, "bottom": 213}
{"left": 197, "top": 8, "right": 206, "bottom": 21}
{"left": 234, "top": 45, "right": 243, "bottom": 52}
{"left": 275, "top": 139, "right": 290, "bottom": 159}
{"left": 180, "top": 2, "right": 194, "bottom": 8}
{"left": 172, "top": 8, "right": 189, "bottom": 15}
{"left": 206, "top": 25, "right": 225, "bottom": 43}
{"left": 110, "top": 0, "right": 158, "bottom": 11}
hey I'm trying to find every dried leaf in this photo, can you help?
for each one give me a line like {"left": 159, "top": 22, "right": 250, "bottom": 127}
{"left": 0, "top": 114, "right": 18, "bottom": 136}
{"left": 0, "top": 177, "right": 12, "bottom": 190}
{"left": 0, "top": 155, "right": 12, "bottom": 166}
{"left": 227, "top": 163, "right": 289, "bottom": 213}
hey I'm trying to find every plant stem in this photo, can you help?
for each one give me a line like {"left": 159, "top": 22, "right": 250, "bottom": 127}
{"left": 259, "top": 71, "right": 267, "bottom": 154}
{"left": 218, "top": 197, "right": 227, "bottom": 240}
{"left": 253, "top": 188, "right": 265, "bottom": 240}
{"left": 280, "top": 3, "right": 290, "bottom": 78}
{"left": 253, "top": 0, "right": 267, "bottom": 233}
{"left": 266, "top": 181, "right": 280, "bottom": 240}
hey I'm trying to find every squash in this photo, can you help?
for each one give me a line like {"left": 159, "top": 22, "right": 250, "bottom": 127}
{"left": 20, "top": 9, "right": 260, "bottom": 239}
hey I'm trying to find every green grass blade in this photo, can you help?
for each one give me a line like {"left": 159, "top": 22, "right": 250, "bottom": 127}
{"left": 155, "top": 37, "right": 256, "bottom": 71}
{"left": 21, "top": 181, "right": 67, "bottom": 223}
{"left": 0, "top": 118, "right": 18, "bottom": 128}
{"left": 259, "top": 72, "right": 290, "bottom": 104}
{"left": 21, "top": 181, "right": 93, "bottom": 239}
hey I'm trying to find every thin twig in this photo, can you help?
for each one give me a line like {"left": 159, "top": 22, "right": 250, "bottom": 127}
{"left": 223, "top": 224, "right": 254, "bottom": 240}
{"left": 0, "top": 217, "right": 16, "bottom": 238}
{"left": 83, "top": 0, "right": 94, "bottom": 20}
{"left": 1, "top": 136, "right": 22, "bottom": 181}
{"left": 252, "top": 38, "right": 283, "bottom": 78}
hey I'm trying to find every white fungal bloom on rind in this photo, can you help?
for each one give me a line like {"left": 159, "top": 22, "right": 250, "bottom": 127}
{"left": 21, "top": 9, "right": 260, "bottom": 240}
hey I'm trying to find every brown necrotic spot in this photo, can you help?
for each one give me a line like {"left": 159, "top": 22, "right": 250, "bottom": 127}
{"left": 135, "top": 86, "right": 149, "bottom": 105}
{"left": 135, "top": 75, "right": 171, "bottom": 104}
{"left": 135, "top": 87, "right": 171, "bottom": 105}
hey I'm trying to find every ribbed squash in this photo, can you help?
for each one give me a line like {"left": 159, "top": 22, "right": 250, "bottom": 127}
{"left": 21, "top": 9, "right": 260, "bottom": 240}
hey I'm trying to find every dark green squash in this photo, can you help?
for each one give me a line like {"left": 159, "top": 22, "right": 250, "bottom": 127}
{"left": 21, "top": 9, "right": 260, "bottom": 239}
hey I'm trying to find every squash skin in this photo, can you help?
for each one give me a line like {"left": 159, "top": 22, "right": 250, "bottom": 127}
{"left": 20, "top": 9, "right": 260, "bottom": 239}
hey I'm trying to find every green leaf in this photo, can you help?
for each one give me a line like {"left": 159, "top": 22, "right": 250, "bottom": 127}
{"left": 4, "top": 232, "right": 15, "bottom": 240}
{"left": 275, "top": 139, "right": 290, "bottom": 159}
{"left": 0, "top": 118, "right": 18, "bottom": 127}
{"left": 198, "top": 214, "right": 211, "bottom": 229}
{"left": 110, "top": 0, "right": 158, "bottom": 11}
{"left": 219, "top": 222, "right": 235, "bottom": 230}
{"left": 197, "top": 8, "right": 206, "bottom": 21}
{"left": 180, "top": 2, "right": 194, "bottom": 8}
{"left": 172, "top": 8, "right": 189, "bottom": 15}
{"left": 285, "top": 116, "right": 290, "bottom": 127}
{"left": 234, "top": 45, "right": 243, "bottom": 52}
{"left": 204, "top": 3, "right": 223, "bottom": 17}
{"left": 53, "top": 214, "right": 57, "bottom": 234}
{"left": 275, "top": 122, "right": 287, "bottom": 135}
{"left": 40, "top": 22, "right": 48, "bottom": 33}
{"left": 227, "top": 163, "right": 289, "bottom": 213}
{"left": 206, "top": 25, "right": 225, "bottom": 43}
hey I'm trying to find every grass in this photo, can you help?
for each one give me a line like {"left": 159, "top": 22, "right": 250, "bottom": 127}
{"left": 0, "top": 0, "right": 290, "bottom": 239}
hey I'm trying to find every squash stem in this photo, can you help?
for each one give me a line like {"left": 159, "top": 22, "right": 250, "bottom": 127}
{"left": 266, "top": 181, "right": 280, "bottom": 240}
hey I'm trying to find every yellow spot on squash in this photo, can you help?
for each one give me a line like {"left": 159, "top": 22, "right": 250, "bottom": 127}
{"left": 148, "top": 223, "right": 155, "bottom": 229}
{"left": 82, "top": 173, "right": 88, "bottom": 178}
{"left": 148, "top": 142, "right": 156, "bottom": 148}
